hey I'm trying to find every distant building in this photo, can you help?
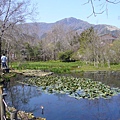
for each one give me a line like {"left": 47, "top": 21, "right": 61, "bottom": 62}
{"left": 99, "top": 34, "right": 117, "bottom": 44}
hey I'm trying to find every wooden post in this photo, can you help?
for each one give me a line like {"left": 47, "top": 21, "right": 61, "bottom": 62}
{"left": 0, "top": 85, "right": 3, "bottom": 118}
{"left": 0, "top": 85, "right": 3, "bottom": 94}
{"left": 1, "top": 94, "right": 6, "bottom": 120}
{"left": 0, "top": 86, "right": 6, "bottom": 120}
{"left": 10, "top": 110, "right": 18, "bottom": 120}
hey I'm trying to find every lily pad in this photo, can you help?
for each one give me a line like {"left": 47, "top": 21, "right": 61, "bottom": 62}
{"left": 23, "top": 76, "right": 120, "bottom": 99}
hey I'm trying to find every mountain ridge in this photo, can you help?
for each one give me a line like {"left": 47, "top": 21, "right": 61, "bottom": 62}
{"left": 22, "top": 17, "right": 120, "bottom": 39}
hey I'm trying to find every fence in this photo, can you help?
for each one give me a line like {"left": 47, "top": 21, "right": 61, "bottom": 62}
{"left": 0, "top": 86, "right": 18, "bottom": 120}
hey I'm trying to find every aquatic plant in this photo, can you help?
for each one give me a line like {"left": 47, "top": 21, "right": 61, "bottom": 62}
{"left": 23, "top": 76, "right": 120, "bottom": 100}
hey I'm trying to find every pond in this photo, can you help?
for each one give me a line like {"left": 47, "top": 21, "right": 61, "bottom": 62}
{"left": 5, "top": 71, "right": 120, "bottom": 120}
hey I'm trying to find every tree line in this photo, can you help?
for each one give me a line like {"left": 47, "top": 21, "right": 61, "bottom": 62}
{"left": 2, "top": 24, "right": 120, "bottom": 68}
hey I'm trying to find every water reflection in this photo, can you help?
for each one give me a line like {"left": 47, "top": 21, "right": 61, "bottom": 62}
{"left": 5, "top": 71, "right": 120, "bottom": 120}
{"left": 5, "top": 84, "right": 120, "bottom": 120}
{"left": 84, "top": 71, "right": 120, "bottom": 88}
{"left": 5, "top": 84, "right": 41, "bottom": 112}
{"left": 70, "top": 71, "right": 120, "bottom": 87}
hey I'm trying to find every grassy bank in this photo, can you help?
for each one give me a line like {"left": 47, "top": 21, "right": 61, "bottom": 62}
{"left": 10, "top": 61, "right": 120, "bottom": 73}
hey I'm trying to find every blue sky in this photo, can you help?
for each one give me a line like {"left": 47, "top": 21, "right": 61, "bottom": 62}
{"left": 30, "top": 0, "right": 120, "bottom": 28}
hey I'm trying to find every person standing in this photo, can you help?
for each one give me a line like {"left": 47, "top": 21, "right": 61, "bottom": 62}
{"left": 1, "top": 54, "right": 7, "bottom": 68}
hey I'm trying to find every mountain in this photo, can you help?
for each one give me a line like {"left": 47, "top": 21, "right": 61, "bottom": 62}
{"left": 21, "top": 17, "right": 120, "bottom": 39}
{"left": 94, "top": 24, "right": 120, "bottom": 36}
{"left": 55, "top": 17, "right": 93, "bottom": 29}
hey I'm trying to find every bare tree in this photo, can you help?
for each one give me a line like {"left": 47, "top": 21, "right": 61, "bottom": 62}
{"left": 0, "top": 0, "right": 36, "bottom": 68}
{"left": 41, "top": 24, "right": 67, "bottom": 60}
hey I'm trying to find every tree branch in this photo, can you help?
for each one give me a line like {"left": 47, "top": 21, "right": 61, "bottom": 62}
{"left": 84, "top": 0, "right": 120, "bottom": 17}
{"left": 106, "top": 0, "right": 120, "bottom": 4}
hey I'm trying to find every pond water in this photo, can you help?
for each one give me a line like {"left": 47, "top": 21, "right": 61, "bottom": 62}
{"left": 5, "top": 71, "right": 120, "bottom": 120}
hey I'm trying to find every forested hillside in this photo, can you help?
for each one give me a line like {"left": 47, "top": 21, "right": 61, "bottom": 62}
{"left": 1, "top": 17, "right": 120, "bottom": 68}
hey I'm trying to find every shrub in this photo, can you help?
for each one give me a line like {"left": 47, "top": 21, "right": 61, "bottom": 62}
{"left": 58, "top": 50, "right": 74, "bottom": 62}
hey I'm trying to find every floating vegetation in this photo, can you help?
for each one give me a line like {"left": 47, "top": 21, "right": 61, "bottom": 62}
{"left": 23, "top": 76, "right": 120, "bottom": 100}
